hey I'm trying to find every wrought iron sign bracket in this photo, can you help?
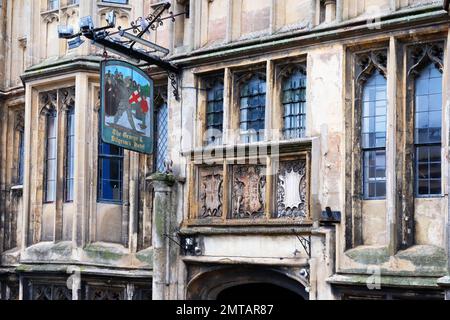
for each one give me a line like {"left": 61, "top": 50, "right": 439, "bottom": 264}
{"left": 58, "top": 1, "right": 182, "bottom": 100}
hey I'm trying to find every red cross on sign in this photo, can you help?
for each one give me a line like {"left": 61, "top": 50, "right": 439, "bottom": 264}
{"left": 129, "top": 90, "right": 142, "bottom": 105}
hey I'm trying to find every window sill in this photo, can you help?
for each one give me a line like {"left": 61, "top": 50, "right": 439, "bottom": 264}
{"left": 184, "top": 218, "right": 313, "bottom": 228}
{"left": 185, "top": 138, "right": 314, "bottom": 160}
{"left": 180, "top": 222, "right": 313, "bottom": 236}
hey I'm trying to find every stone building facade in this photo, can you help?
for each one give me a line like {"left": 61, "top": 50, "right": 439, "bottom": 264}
{"left": 1, "top": 0, "right": 450, "bottom": 300}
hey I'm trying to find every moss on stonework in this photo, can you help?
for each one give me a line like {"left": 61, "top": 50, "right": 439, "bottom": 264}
{"left": 396, "top": 246, "right": 447, "bottom": 268}
{"left": 328, "top": 274, "right": 440, "bottom": 289}
{"left": 345, "top": 246, "right": 390, "bottom": 265}
{"left": 136, "top": 248, "right": 154, "bottom": 265}
{"left": 147, "top": 172, "right": 176, "bottom": 185}
{"left": 84, "top": 245, "right": 125, "bottom": 262}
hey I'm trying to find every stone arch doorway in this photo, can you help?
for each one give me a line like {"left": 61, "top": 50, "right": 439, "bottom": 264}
{"left": 186, "top": 266, "right": 309, "bottom": 300}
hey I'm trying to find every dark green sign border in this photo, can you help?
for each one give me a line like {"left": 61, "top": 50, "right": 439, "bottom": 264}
{"left": 100, "top": 59, "right": 154, "bottom": 155}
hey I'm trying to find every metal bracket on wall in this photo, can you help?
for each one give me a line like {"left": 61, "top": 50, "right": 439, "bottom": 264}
{"left": 295, "top": 233, "right": 311, "bottom": 259}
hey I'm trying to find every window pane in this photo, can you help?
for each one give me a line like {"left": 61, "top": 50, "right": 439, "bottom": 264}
{"left": 363, "top": 150, "right": 386, "bottom": 199}
{"left": 361, "top": 70, "right": 387, "bottom": 149}
{"left": 65, "top": 108, "right": 75, "bottom": 202}
{"left": 282, "top": 68, "right": 307, "bottom": 140}
{"left": 45, "top": 111, "right": 57, "bottom": 203}
{"left": 155, "top": 101, "right": 168, "bottom": 173}
{"left": 97, "top": 113, "right": 124, "bottom": 203}
{"left": 414, "top": 63, "right": 442, "bottom": 197}
{"left": 240, "top": 75, "right": 266, "bottom": 142}
{"left": 205, "top": 79, "right": 224, "bottom": 146}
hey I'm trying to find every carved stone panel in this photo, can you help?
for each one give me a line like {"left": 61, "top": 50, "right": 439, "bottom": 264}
{"left": 232, "top": 165, "right": 266, "bottom": 219}
{"left": 276, "top": 160, "right": 307, "bottom": 219}
{"left": 198, "top": 166, "right": 223, "bottom": 219}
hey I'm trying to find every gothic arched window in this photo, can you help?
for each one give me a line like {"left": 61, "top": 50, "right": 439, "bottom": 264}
{"left": 154, "top": 88, "right": 168, "bottom": 173}
{"left": 64, "top": 106, "right": 75, "bottom": 202}
{"left": 205, "top": 78, "right": 224, "bottom": 145}
{"left": 44, "top": 109, "right": 57, "bottom": 203}
{"left": 361, "top": 70, "right": 387, "bottom": 200}
{"left": 414, "top": 63, "right": 442, "bottom": 196}
{"left": 281, "top": 67, "right": 307, "bottom": 139}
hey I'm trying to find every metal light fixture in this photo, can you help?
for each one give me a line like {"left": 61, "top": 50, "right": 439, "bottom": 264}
{"left": 68, "top": 36, "right": 85, "bottom": 49}
{"left": 57, "top": 25, "right": 75, "bottom": 39}
{"left": 79, "top": 16, "right": 94, "bottom": 33}
{"left": 106, "top": 10, "right": 116, "bottom": 28}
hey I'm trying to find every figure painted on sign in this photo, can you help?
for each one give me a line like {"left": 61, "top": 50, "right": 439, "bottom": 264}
{"left": 103, "top": 66, "right": 152, "bottom": 137}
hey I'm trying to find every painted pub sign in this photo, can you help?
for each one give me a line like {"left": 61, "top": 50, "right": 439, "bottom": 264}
{"left": 100, "top": 60, "right": 154, "bottom": 154}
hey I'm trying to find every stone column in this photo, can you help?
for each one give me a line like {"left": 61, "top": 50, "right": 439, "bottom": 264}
{"left": 147, "top": 172, "right": 176, "bottom": 300}
{"left": 324, "top": 0, "right": 336, "bottom": 24}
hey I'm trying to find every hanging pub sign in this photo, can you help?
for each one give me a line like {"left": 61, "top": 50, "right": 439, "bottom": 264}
{"left": 100, "top": 60, "right": 154, "bottom": 154}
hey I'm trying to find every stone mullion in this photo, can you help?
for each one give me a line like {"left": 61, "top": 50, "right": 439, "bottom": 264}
{"left": 128, "top": 152, "right": 139, "bottom": 253}
{"left": 265, "top": 156, "right": 273, "bottom": 219}
{"left": 402, "top": 56, "right": 418, "bottom": 247}
{"left": 54, "top": 92, "right": 67, "bottom": 242}
{"left": 0, "top": 106, "right": 7, "bottom": 252}
{"left": 222, "top": 161, "right": 229, "bottom": 221}
{"left": 386, "top": 37, "right": 400, "bottom": 254}
{"left": 223, "top": 67, "right": 233, "bottom": 145}
{"left": 121, "top": 150, "right": 131, "bottom": 247}
{"left": 265, "top": 60, "right": 274, "bottom": 141}
{"left": 352, "top": 77, "right": 364, "bottom": 248}
{"left": 444, "top": 31, "right": 450, "bottom": 270}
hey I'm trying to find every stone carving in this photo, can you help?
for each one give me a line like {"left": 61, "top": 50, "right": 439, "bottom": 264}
{"left": 60, "top": 87, "right": 75, "bottom": 113}
{"left": 199, "top": 166, "right": 223, "bottom": 218}
{"left": 277, "top": 160, "right": 307, "bottom": 219}
{"left": 39, "top": 91, "right": 57, "bottom": 116}
{"left": 14, "top": 110, "right": 24, "bottom": 132}
{"left": 232, "top": 165, "right": 266, "bottom": 219}
{"left": 356, "top": 50, "right": 388, "bottom": 85}
{"left": 408, "top": 42, "right": 444, "bottom": 76}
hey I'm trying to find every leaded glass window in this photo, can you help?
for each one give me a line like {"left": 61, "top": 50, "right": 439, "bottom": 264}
{"left": 155, "top": 95, "right": 168, "bottom": 173}
{"left": 48, "top": 0, "right": 59, "bottom": 10}
{"left": 205, "top": 79, "right": 224, "bottom": 145}
{"left": 362, "top": 70, "right": 387, "bottom": 199}
{"left": 98, "top": 125, "right": 124, "bottom": 203}
{"left": 18, "top": 130, "right": 24, "bottom": 185}
{"left": 65, "top": 107, "right": 75, "bottom": 202}
{"left": 44, "top": 110, "right": 57, "bottom": 203}
{"left": 239, "top": 75, "right": 266, "bottom": 143}
{"left": 414, "top": 63, "right": 442, "bottom": 196}
{"left": 282, "top": 68, "right": 307, "bottom": 139}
